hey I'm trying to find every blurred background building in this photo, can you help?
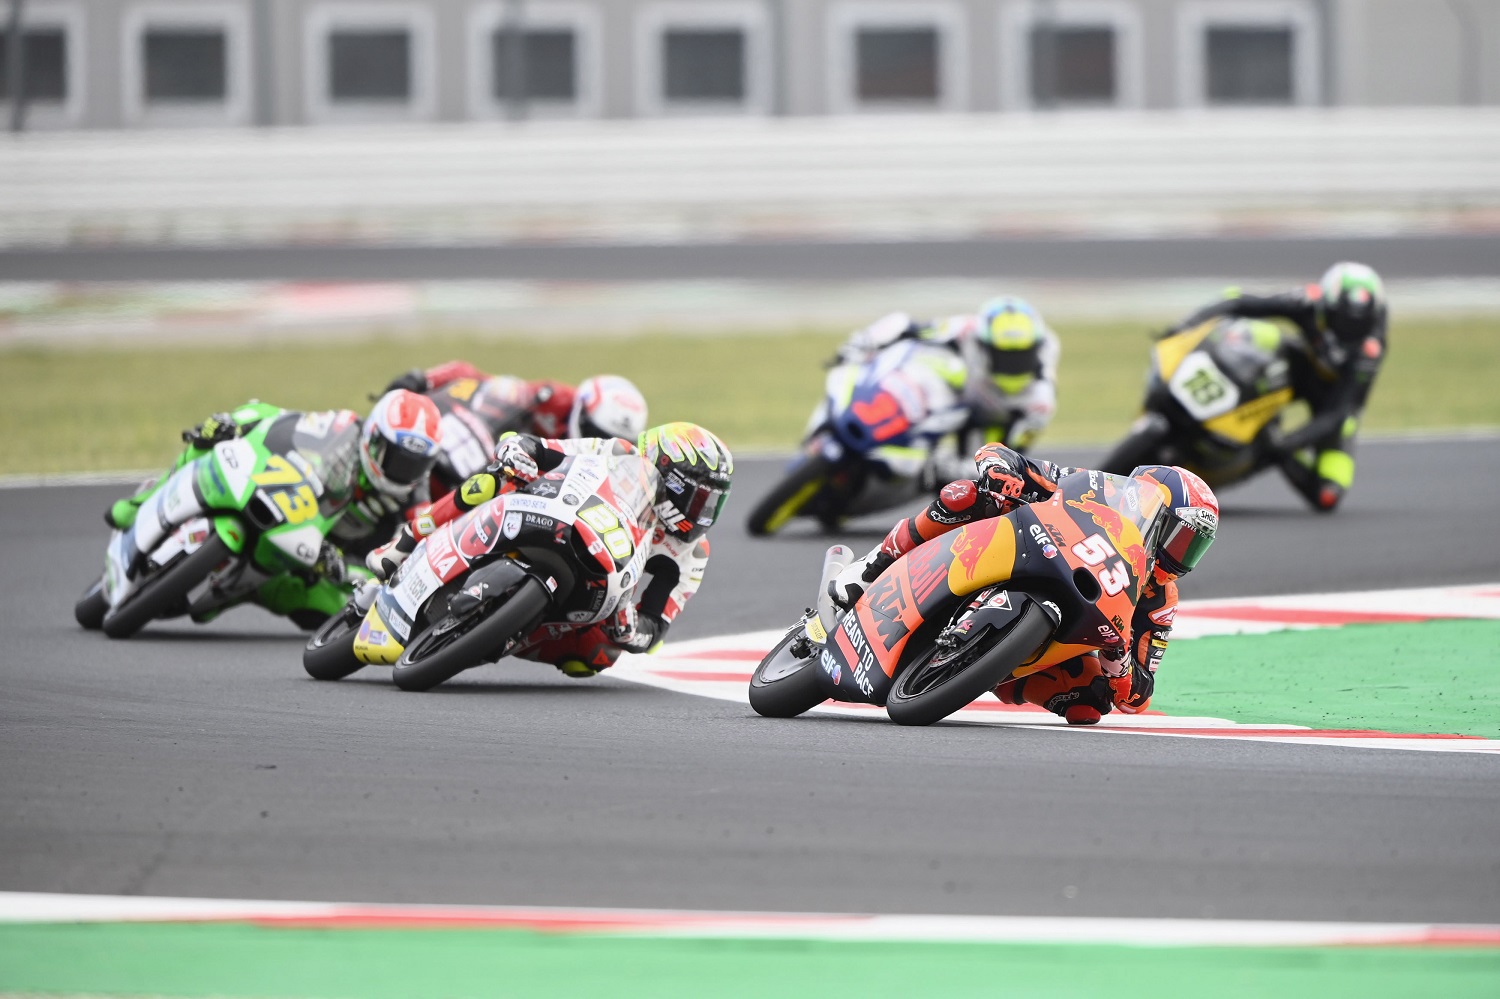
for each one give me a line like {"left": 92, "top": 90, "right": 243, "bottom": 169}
{"left": 1, "top": 0, "right": 1495, "bottom": 131}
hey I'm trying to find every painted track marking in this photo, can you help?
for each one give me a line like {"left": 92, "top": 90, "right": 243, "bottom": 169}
{"left": 612, "top": 583, "right": 1500, "bottom": 754}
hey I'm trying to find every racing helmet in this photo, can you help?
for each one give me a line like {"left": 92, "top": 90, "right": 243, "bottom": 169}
{"left": 638, "top": 422, "right": 733, "bottom": 542}
{"left": 1318, "top": 262, "right": 1385, "bottom": 343}
{"left": 360, "top": 389, "right": 443, "bottom": 499}
{"left": 569, "top": 375, "right": 649, "bottom": 440}
{"left": 971, "top": 297, "right": 1047, "bottom": 395}
{"left": 1130, "top": 464, "right": 1220, "bottom": 578}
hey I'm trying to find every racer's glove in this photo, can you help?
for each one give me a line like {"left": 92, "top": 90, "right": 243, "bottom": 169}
{"left": 1110, "top": 661, "right": 1155, "bottom": 714}
{"left": 605, "top": 603, "right": 659, "bottom": 654}
{"left": 491, "top": 434, "right": 540, "bottom": 484}
{"left": 183, "top": 413, "right": 239, "bottom": 450}
{"left": 366, "top": 527, "right": 417, "bottom": 580}
{"left": 314, "top": 540, "right": 348, "bottom": 586}
{"left": 974, "top": 443, "right": 1027, "bottom": 501}
{"left": 383, "top": 369, "right": 430, "bottom": 396}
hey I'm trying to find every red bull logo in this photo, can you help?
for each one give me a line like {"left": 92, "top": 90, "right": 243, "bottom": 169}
{"left": 949, "top": 519, "right": 997, "bottom": 581}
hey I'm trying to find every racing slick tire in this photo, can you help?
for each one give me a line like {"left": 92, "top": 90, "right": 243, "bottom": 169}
{"left": 74, "top": 580, "right": 108, "bottom": 631}
{"left": 885, "top": 602, "right": 1055, "bottom": 727}
{"left": 391, "top": 577, "right": 552, "bottom": 692}
{"left": 302, "top": 605, "right": 367, "bottom": 681}
{"left": 749, "top": 627, "right": 827, "bottom": 718}
{"left": 746, "top": 456, "right": 833, "bottom": 537}
{"left": 1099, "top": 416, "right": 1170, "bottom": 476}
{"left": 101, "top": 536, "right": 232, "bottom": 640}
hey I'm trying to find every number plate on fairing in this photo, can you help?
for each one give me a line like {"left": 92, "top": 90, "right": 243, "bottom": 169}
{"left": 1169, "top": 353, "right": 1240, "bottom": 421}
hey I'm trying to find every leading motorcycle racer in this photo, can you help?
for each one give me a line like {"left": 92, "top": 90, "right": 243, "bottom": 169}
{"left": 365, "top": 422, "right": 733, "bottom": 680}
{"left": 837, "top": 296, "right": 1060, "bottom": 479}
{"left": 1164, "top": 262, "right": 1387, "bottom": 511}
{"left": 829, "top": 443, "right": 1219, "bottom": 725}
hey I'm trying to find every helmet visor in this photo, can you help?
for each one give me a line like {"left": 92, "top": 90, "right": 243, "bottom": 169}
{"left": 664, "top": 467, "right": 728, "bottom": 532}
{"left": 1159, "top": 509, "right": 1215, "bottom": 574}
{"left": 373, "top": 434, "right": 439, "bottom": 486}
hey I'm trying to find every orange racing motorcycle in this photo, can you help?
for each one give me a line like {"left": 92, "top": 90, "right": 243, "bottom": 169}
{"left": 749, "top": 470, "right": 1167, "bottom": 725}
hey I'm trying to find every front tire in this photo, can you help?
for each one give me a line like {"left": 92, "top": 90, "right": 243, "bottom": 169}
{"left": 746, "top": 456, "right": 832, "bottom": 537}
{"left": 1099, "top": 416, "right": 1171, "bottom": 475}
{"left": 885, "top": 603, "right": 1055, "bottom": 726}
{"left": 749, "top": 627, "right": 826, "bottom": 718}
{"left": 303, "top": 605, "right": 366, "bottom": 681}
{"left": 74, "top": 580, "right": 108, "bottom": 630}
{"left": 391, "top": 577, "right": 552, "bottom": 692}
{"left": 101, "top": 536, "right": 232, "bottom": 640}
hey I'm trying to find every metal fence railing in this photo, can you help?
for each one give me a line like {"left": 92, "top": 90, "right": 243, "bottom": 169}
{"left": 2, "top": 108, "right": 1499, "bottom": 248}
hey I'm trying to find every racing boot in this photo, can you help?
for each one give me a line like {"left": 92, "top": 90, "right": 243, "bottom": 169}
{"left": 827, "top": 546, "right": 894, "bottom": 610}
{"left": 366, "top": 527, "right": 418, "bottom": 580}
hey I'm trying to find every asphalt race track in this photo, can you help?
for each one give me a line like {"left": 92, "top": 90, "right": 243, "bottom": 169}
{"left": 4, "top": 234, "right": 1499, "bottom": 283}
{"left": 2, "top": 437, "right": 1498, "bottom": 924}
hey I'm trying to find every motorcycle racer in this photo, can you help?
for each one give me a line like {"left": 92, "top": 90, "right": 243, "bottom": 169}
{"left": 104, "top": 390, "right": 443, "bottom": 626}
{"left": 384, "top": 362, "right": 649, "bottom": 442}
{"left": 837, "top": 297, "right": 1060, "bottom": 474}
{"left": 1163, "top": 262, "right": 1387, "bottom": 511}
{"left": 365, "top": 422, "right": 733, "bottom": 678}
{"left": 828, "top": 444, "right": 1218, "bottom": 725}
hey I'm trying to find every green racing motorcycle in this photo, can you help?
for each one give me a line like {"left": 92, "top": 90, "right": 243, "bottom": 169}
{"left": 75, "top": 403, "right": 362, "bottom": 639}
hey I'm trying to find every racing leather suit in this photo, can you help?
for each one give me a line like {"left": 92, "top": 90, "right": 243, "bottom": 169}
{"left": 399, "top": 360, "right": 577, "bottom": 440}
{"left": 106, "top": 403, "right": 371, "bottom": 626}
{"left": 861, "top": 444, "right": 1176, "bottom": 724}
{"left": 839, "top": 312, "right": 1060, "bottom": 476}
{"left": 385, "top": 434, "right": 710, "bottom": 676}
{"left": 1172, "top": 287, "right": 1388, "bottom": 511}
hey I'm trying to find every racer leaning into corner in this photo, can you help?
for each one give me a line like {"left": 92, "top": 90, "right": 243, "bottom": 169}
{"left": 828, "top": 443, "right": 1219, "bottom": 725}
{"left": 383, "top": 360, "right": 648, "bottom": 441}
{"left": 837, "top": 296, "right": 1061, "bottom": 480}
{"left": 364, "top": 422, "right": 734, "bottom": 680}
{"left": 103, "top": 390, "right": 445, "bottom": 627}
{"left": 1165, "top": 261, "right": 1388, "bottom": 512}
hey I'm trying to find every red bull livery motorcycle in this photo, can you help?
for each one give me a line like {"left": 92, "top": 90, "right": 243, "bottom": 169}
{"left": 303, "top": 450, "right": 656, "bottom": 691}
{"left": 749, "top": 470, "right": 1167, "bottom": 726}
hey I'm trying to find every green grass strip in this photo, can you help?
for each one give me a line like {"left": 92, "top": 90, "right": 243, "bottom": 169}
{"left": 5, "top": 315, "right": 1499, "bottom": 475}
{"left": 0, "top": 922, "right": 1497, "bottom": 999}
{"left": 1156, "top": 620, "right": 1500, "bottom": 738}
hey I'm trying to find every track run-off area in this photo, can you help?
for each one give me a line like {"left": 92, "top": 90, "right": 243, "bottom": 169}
{"left": 2, "top": 436, "right": 1499, "bottom": 995}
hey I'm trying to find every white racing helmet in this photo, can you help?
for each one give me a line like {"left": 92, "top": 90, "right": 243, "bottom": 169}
{"left": 569, "top": 375, "right": 648, "bottom": 440}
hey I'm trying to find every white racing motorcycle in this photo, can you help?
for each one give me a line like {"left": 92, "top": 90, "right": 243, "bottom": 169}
{"left": 303, "top": 449, "right": 656, "bottom": 691}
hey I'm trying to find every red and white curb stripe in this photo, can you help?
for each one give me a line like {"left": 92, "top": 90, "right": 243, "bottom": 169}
{"left": 612, "top": 583, "right": 1500, "bottom": 755}
{"left": 1, "top": 892, "right": 1496, "bottom": 949}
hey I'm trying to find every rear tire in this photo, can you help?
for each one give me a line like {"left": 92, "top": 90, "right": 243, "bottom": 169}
{"left": 1099, "top": 418, "right": 1171, "bottom": 476}
{"left": 303, "top": 605, "right": 366, "bottom": 681}
{"left": 746, "top": 456, "right": 832, "bottom": 537}
{"left": 101, "top": 536, "right": 232, "bottom": 640}
{"left": 391, "top": 578, "right": 552, "bottom": 692}
{"left": 74, "top": 580, "right": 108, "bottom": 631}
{"left": 885, "top": 603, "right": 1055, "bottom": 726}
{"left": 749, "top": 627, "right": 826, "bottom": 718}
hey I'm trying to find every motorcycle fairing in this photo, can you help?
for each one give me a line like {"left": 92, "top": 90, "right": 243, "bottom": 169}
{"left": 351, "top": 452, "right": 655, "bottom": 665}
{"left": 826, "top": 472, "right": 1159, "bottom": 700}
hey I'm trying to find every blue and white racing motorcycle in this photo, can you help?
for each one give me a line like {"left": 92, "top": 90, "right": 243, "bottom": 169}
{"left": 746, "top": 339, "right": 968, "bottom": 535}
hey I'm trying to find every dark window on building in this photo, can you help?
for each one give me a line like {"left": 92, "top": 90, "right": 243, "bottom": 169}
{"left": 0, "top": 27, "right": 67, "bottom": 101}
{"left": 1206, "top": 27, "right": 1294, "bottom": 104}
{"left": 328, "top": 29, "right": 411, "bottom": 101}
{"left": 1030, "top": 25, "right": 1115, "bottom": 104}
{"left": 856, "top": 27, "right": 939, "bottom": 101}
{"left": 663, "top": 29, "right": 744, "bottom": 101}
{"left": 492, "top": 27, "right": 576, "bottom": 101}
{"left": 144, "top": 29, "right": 227, "bottom": 101}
